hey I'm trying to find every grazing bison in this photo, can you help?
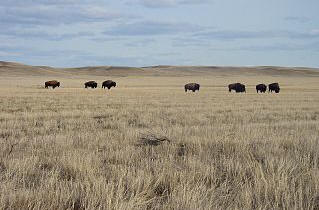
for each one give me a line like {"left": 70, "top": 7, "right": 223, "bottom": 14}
{"left": 269, "top": 83, "right": 280, "bottom": 93}
{"left": 185, "top": 83, "right": 200, "bottom": 92}
{"left": 256, "top": 84, "right": 267, "bottom": 93}
{"left": 45, "top": 80, "right": 60, "bottom": 89}
{"left": 228, "top": 83, "right": 246, "bottom": 93}
{"left": 102, "top": 80, "right": 116, "bottom": 90}
{"left": 85, "top": 81, "right": 97, "bottom": 89}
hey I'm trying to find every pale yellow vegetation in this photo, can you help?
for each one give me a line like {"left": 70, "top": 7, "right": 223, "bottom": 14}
{"left": 0, "top": 63, "right": 319, "bottom": 209}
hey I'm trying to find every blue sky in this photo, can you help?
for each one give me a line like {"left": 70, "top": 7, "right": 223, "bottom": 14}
{"left": 0, "top": 0, "right": 318, "bottom": 67}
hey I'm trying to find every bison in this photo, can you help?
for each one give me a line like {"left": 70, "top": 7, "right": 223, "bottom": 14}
{"left": 85, "top": 81, "right": 97, "bottom": 89}
{"left": 102, "top": 80, "right": 116, "bottom": 90}
{"left": 228, "top": 83, "right": 246, "bottom": 93}
{"left": 269, "top": 83, "right": 280, "bottom": 93}
{"left": 185, "top": 83, "right": 200, "bottom": 92}
{"left": 256, "top": 84, "right": 267, "bottom": 93}
{"left": 45, "top": 80, "right": 60, "bottom": 89}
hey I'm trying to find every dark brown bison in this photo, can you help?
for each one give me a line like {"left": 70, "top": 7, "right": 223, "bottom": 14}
{"left": 256, "top": 84, "right": 267, "bottom": 93}
{"left": 228, "top": 83, "right": 246, "bottom": 93}
{"left": 185, "top": 83, "right": 200, "bottom": 92}
{"left": 85, "top": 81, "right": 97, "bottom": 89}
{"left": 102, "top": 80, "right": 116, "bottom": 89}
{"left": 45, "top": 80, "right": 60, "bottom": 89}
{"left": 269, "top": 83, "right": 280, "bottom": 93}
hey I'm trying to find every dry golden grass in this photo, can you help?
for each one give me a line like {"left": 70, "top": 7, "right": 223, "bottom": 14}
{"left": 0, "top": 63, "right": 319, "bottom": 209}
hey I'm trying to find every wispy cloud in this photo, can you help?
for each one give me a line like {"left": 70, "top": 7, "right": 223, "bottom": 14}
{"left": 125, "top": 38, "right": 156, "bottom": 47}
{"left": 193, "top": 29, "right": 319, "bottom": 40}
{"left": 0, "top": 0, "right": 91, "bottom": 6}
{"left": 103, "top": 21, "right": 205, "bottom": 36}
{"left": 129, "top": 0, "right": 210, "bottom": 8}
{"left": 238, "top": 43, "right": 318, "bottom": 52}
{"left": 207, "top": 42, "right": 319, "bottom": 52}
{"left": 171, "top": 37, "right": 210, "bottom": 47}
{"left": 0, "top": 4, "right": 131, "bottom": 27}
{"left": 0, "top": 28, "right": 94, "bottom": 41}
{"left": 0, "top": 0, "right": 318, "bottom": 67}
{"left": 0, "top": 1, "right": 135, "bottom": 41}
{"left": 284, "top": 16, "right": 311, "bottom": 23}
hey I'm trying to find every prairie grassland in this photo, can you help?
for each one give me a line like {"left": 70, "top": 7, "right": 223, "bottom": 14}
{"left": 0, "top": 74, "right": 319, "bottom": 209}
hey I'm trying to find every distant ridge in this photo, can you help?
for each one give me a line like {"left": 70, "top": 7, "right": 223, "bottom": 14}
{"left": 1, "top": 61, "right": 318, "bottom": 77}
{"left": 141, "top": 65, "right": 173, "bottom": 68}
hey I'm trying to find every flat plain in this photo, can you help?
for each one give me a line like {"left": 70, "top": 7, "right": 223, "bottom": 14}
{"left": 1, "top": 61, "right": 319, "bottom": 209}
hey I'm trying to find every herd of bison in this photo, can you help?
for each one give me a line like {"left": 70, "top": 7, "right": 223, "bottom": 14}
{"left": 44, "top": 80, "right": 280, "bottom": 93}
{"left": 45, "top": 80, "right": 117, "bottom": 90}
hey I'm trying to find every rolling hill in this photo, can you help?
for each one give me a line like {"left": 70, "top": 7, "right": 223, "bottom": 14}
{"left": 1, "top": 61, "right": 318, "bottom": 78}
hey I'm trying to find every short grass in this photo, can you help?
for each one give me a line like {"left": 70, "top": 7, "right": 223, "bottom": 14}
{"left": 0, "top": 74, "right": 319, "bottom": 209}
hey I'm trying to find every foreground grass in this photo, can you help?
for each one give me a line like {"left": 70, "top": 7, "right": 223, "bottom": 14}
{"left": 0, "top": 76, "right": 319, "bottom": 209}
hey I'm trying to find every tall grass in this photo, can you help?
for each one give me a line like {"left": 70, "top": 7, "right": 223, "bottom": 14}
{"left": 0, "top": 75, "right": 319, "bottom": 209}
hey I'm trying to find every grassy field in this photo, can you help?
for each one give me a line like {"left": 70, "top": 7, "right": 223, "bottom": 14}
{"left": 0, "top": 62, "right": 319, "bottom": 209}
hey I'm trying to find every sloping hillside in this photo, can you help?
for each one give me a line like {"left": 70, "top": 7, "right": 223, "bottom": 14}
{"left": 1, "top": 61, "right": 318, "bottom": 78}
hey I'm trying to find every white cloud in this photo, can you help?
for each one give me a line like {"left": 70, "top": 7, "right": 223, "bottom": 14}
{"left": 0, "top": 51, "right": 20, "bottom": 56}
{"left": 0, "top": 28, "right": 94, "bottom": 41}
{"left": 0, "top": 5, "right": 126, "bottom": 26}
{"left": 284, "top": 16, "right": 311, "bottom": 23}
{"left": 193, "top": 29, "right": 319, "bottom": 40}
{"left": 103, "top": 20, "right": 205, "bottom": 36}
{"left": 131, "top": 0, "right": 210, "bottom": 8}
